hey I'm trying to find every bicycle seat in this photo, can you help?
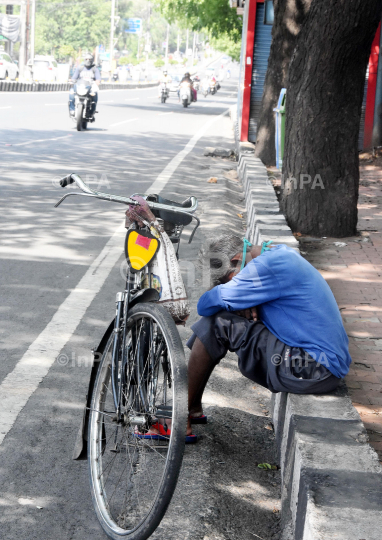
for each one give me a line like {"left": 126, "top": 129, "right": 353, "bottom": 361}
{"left": 146, "top": 194, "right": 194, "bottom": 226}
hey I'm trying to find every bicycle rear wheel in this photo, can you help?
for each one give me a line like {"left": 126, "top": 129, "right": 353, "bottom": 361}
{"left": 88, "top": 303, "right": 187, "bottom": 540}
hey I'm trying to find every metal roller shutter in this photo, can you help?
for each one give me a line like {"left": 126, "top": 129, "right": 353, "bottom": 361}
{"left": 248, "top": 2, "right": 273, "bottom": 142}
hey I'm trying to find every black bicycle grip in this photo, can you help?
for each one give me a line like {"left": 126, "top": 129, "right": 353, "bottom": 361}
{"left": 59, "top": 174, "right": 75, "bottom": 188}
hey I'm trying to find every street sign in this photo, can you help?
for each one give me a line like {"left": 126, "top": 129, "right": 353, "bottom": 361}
{"left": 0, "top": 35, "right": 7, "bottom": 41}
{"left": 125, "top": 18, "right": 142, "bottom": 34}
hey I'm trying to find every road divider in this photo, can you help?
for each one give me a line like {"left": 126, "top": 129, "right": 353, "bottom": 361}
{"left": 0, "top": 81, "right": 157, "bottom": 93}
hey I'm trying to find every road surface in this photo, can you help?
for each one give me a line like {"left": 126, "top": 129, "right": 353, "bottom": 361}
{"left": 0, "top": 65, "right": 281, "bottom": 540}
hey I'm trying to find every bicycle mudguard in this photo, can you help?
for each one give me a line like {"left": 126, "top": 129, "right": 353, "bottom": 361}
{"left": 72, "top": 318, "right": 115, "bottom": 460}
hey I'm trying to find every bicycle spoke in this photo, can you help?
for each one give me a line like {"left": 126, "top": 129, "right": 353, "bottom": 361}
{"left": 88, "top": 305, "right": 186, "bottom": 537}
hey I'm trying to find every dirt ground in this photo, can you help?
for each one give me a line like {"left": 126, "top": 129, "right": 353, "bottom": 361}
{"left": 149, "top": 142, "right": 282, "bottom": 540}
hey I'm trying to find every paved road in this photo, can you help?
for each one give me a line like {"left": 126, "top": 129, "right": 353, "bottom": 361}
{"left": 0, "top": 64, "right": 281, "bottom": 540}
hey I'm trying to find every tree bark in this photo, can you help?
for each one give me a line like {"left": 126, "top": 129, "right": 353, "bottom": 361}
{"left": 281, "top": 0, "right": 382, "bottom": 237}
{"left": 254, "top": 0, "right": 312, "bottom": 166}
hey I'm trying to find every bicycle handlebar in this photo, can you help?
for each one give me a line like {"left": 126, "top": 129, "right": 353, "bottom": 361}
{"left": 55, "top": 173, "right": 198, "bottom": 213}
{"left": 59, "top": 174, "right": 75, "bottom": 188}
{"left": 54, "top": 173, "right": 200, "bottom": 242}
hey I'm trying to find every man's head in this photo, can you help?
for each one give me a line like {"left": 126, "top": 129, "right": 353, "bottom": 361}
{"left": 184, "top": 72, "right": 190, "bottom": 78}
{"left": 163, "top": 70, "right": 168, "bottom": 76}
{"left": 199, "top": 234, "right": 261, "bottom": 287}
{"left": 84, "top": 53, "right": 94, "bottom": 68}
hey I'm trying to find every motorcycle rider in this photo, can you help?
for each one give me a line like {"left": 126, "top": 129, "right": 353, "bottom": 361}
{"left": 69, "top": 53, "right": 101, "bottom": 117}
{"left": 158, "top": 69, "right": 172, "bottom": 98}
{"left": 209, "top": 72, "right": 219, "bottom": 93}
{"left": 179, "top": 72, "right": 197, "bottom": 102}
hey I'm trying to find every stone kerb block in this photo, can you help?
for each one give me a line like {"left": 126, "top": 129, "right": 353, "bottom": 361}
{"left": 272, "top": 391, "right": 382, "bottom": 540}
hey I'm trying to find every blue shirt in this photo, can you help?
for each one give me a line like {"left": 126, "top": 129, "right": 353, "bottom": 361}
{"left": 197, "top": 245, "right": 351, "bottom": 378}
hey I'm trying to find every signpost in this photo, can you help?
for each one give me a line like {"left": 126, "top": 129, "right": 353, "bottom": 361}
{"left": 125, "top": 18, "right": 142, "bottom": 34}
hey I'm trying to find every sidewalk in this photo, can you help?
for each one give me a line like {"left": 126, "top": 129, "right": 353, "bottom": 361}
{"left": 299, "top": 163, "right": 382, "bottom": 462}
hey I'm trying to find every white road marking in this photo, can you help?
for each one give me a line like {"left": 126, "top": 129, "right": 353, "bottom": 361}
{"left": 102, "top": 100, "right": 114, "bottom": 103}
{"left": 11, "top": 135, "right": 72, "bottom": 147}
{"left": 125, "top": 97, "right": 140, "bottom": 101}
{"left": 0, "top": 106, "right": 12, "bottom": 109}
{"left": 0, "top": 107, "right": 229, "bottom": 446}
{"left": 158, "top": 111, "right": 173, "bottom": 116}
{"left": 150, "top": 107, "right": 229, "bottom": 194}
{"left": 0, "top": 224, "right": 126, "bottom": 446}
{"left": 45, "top": 103, "right": 65, "bottom": 106}
{"left": 109, "top": 117, "right": 138, "bottom": 127}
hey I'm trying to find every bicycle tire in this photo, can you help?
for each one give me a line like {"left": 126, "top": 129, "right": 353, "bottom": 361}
{"left": 88, "top": 303, "right": 187, "bottom": 540}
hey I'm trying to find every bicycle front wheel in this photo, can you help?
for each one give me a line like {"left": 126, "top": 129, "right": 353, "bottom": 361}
{"left": 88, "top": 303, "right": 188, "bottom": 540}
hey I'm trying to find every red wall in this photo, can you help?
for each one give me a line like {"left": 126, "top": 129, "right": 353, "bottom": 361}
{"left": 364, "top": 23, "right": 381, "bottom": 149}
{"left": 240, "top": 0, "right": 263, "bottom": 142}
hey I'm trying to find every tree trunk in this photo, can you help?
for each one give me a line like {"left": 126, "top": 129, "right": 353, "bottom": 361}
{"left": 281, "top": 0, "right": 382, "bottom": 237}
{"left": 254, "top": 0, "right": 312, "bottom": 166}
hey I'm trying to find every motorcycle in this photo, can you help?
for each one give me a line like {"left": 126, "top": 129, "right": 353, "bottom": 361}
{"left": 192, "top": 76, "right": 200, "bottom": 91}
{"left": 160, "top": 82, "right": 169, "bottom": 103}
{"left": 70, "top": 79, "right": 97, "bottom": 131}
{"left": 210, "top": 80, "right": 217, "bottom": 95}
{"left": 180, "top": 81, "right": 192, "bottom": 108}
{"left": 112, "top": 70, "right": 119, "bottom": 82}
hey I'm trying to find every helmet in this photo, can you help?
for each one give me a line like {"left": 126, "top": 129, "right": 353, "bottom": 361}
{"left": 84, "top": 53, "right": 94, "bottom": 68}
{"left": 163, "top": 70, "right": 167, "bottom": 75}
{"left": 184, "top": 72, "right": 190, "bottom": 78}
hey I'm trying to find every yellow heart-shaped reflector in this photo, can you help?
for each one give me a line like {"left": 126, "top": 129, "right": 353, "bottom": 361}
{"left": 126, "top": 230, "right": 160, "bottom": 272}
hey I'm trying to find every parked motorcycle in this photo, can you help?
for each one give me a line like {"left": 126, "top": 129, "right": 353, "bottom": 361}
{"left": 160, "top": 82, "right": 169, "bottom": 103}
{"left": 112, "top": 70, "right": 119, "bottom": 82}
{"left": 70, "top": 79, "right": 97, "bottom": 131}
{"left": 180, "top": 81, "right": 192, "bottom": 108}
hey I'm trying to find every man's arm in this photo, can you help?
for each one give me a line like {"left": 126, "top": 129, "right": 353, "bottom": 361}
{"left": 94, "top": 67, "right": 101, "bottom": 85}
{"left": 71, "top": 68, "right": 80, "bottom": 81}
{"left": 197, "top": 259, "right": 280, "bottom": 317}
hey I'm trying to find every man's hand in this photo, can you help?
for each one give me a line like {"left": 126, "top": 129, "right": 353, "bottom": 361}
{"left": 235, "top": 307, "right": 258, "bottom": 321}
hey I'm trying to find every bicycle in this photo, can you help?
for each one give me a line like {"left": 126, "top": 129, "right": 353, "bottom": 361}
{"left": 54, "top": 174, "right": 199, "bottom": 540}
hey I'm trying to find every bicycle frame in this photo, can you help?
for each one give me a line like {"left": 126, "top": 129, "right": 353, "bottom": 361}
{"left": 55, "top": 173, "right": 198, "bottom": 458}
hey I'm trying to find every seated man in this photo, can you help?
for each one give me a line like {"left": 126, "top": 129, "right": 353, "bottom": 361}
{"left": 187, "top": 235, "right": 351, "bottom": 433}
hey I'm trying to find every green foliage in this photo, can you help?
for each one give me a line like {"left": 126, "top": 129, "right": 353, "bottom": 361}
{"left": 34, "top": 0, "right": 180, "bottom": 61}
{"left": 58, "top": 44, "right": 76, "bottom": 61}
{"left": 257, "top": 463, "right": 278, "bottom": 470}
{"left": 209, "top": 34, "right": 241, "bottom": 61}
{"left": 154, "top": 57, "right": 165, "bottom": 67}
{"left": 169, "top": 58, "right": 178, "bottom": 65}
{"left": 155, "top": 0, "right": 242, "bottom": 42}
{"left": 119, "top": 55, "right": 138, "bottom": 66}
{"left": 35, "top": 0, "right": 111, "bottom": 58}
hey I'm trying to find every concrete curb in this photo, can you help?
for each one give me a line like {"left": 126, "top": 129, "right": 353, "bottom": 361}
{"left": 0, "top": 81, "right": 157, "bottom": 92}
{"left": 272, "top": 389, "right": 382, "bottom": 540}
{"left": 231, "top": 106, "right": 382, "bottom": 539}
